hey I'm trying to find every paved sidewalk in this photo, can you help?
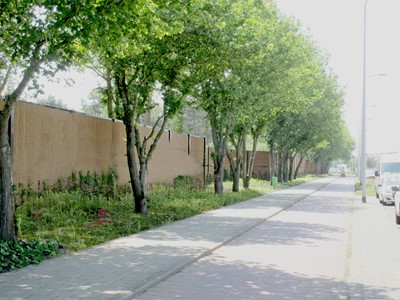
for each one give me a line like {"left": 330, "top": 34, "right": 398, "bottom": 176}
{"left": 136, "top": 176, "right": 355, "bottom": 300}
{"left": 346, "top": 195, "right": 400, "bottom": 299}
{"left": 135, "top": 176, "right": 400, "bottom": 300}
{"left": 0, "top": 177, "right": 334, "bottom": 300}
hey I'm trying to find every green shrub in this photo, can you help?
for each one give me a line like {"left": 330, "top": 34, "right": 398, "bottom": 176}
{"left": 173, "top": 175, "right": 202, "bottom": 189}
{"left": 0, "top": 239, "right": 63, "bottom": 273}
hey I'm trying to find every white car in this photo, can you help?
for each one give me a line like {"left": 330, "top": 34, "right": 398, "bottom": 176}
{"left": 378, "top": 174, "right": 400, "bottom": 205}
{"left": 392, "top": 185, "right": 400, "bottom": 224}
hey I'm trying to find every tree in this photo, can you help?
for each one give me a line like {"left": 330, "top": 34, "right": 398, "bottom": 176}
{"left": 312, "top": 122, "right": 355, "bottom": 174}
{"left": 267, "top": 57, "right": 351, "bottom": 181}
{"left": 226, "top": 13, "right": 330, "bottom": 188}
{"left": 81, "top": 90, "right": 106, "bottom": 117}
{"left": 0, "top": 0, "right": 124, "bottom": 240}
{"left": 168, "top": 104, "right": 211, "bottom": 141}
{"left": 88, "top": 0, "right": 235, "bottom": 212}
{"left": 190, "top": 0, "right": 281, "bottom": 194}
{"left": 37, "top": 95, "right": 68, "bottom": 110}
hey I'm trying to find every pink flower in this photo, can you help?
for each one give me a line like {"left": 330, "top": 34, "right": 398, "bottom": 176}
{"left": 85, "top": 225, "right": 92, "bottom": 229}
{"left": 97, "top": 220, "right": 103, "bottom": 224}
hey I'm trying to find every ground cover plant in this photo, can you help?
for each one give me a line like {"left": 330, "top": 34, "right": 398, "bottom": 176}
{"left": 1, "top": 171, "right": 316, "bottom": 273}
{"left": 0, "top": 239, "right": 62, "bottom": 273}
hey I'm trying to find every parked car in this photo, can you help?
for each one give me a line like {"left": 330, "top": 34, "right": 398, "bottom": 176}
{"left": 377, "top": 174, "right": 400, "bottom": 205}
{"left": 391, "top": 185, "right": 400, "bottom": 224}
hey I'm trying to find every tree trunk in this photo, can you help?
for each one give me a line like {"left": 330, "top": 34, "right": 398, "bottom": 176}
{"left": 282, "top": 152, "right": 289, "bottom": 182}
{"left": 214, "top": 155, "right": 225, "bottom": 195}
{"left": 227, "top": 132, "right": 245, "bottom": 192}
{"left": 0, "top": 111, "right": 15, "bottom": 241}
{"left": 277, "top": 152, "right": 283, "bottom": 182}
{"left": 241, "top": 139, "right": 247, "bottom": 188}
{"left": 226, "top": 150, "right": 240, "bottom": 192}
{"left": 269, "top": 142, "right": 275, "bottom": 184}
{"left": 0, "top": 41, "right": 44, "bottom": 240}
{"left": 138, "top": 161, "right": 148, "bottom": 213}
{"left": 243, "top": 134, "right": 258, "bottom": 189}
{"left": 209, "top": 111, "right": 231, "bottom": 195}
{"left": 288, "top": 154, "right": 294, "bottom": 181}
{"left": 294, "top": 155, "right": 305, "bottom": 179}
{"left": 242, "top": 151, "right": 251, "bottom": 189}
{"left": 0, "top": 65, "right": 13, "bottom": 96}
{"left": 105, "top": 68, "right": 114, "bottom": 119}
{"left": 124, "top": 117, "right": 148, "bottom": 214}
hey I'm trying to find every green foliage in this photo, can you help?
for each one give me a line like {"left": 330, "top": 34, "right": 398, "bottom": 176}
{"left": 0, "top": 239, "right": 62, "bottom": 273}
{"left": 224, "top": 168, "right": 232, "bottom": 182}
{"left": 367, "top": 156, "right": 378, "bottom": 169}
{"left": 173, "top": 175, "right": 203, "bottom": 189}
{"left": 15, "top": 172, "right": 316, "bottom": 255}
{"left": 37, "top": 95, "right": 69, "bottom": 110}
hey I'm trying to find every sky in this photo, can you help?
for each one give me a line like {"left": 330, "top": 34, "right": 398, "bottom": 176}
{"left": 23, "top": 0, "right": 400, "bottom": 155}
{"left": 275, "top": 0, "right": 400, "bottom": 155}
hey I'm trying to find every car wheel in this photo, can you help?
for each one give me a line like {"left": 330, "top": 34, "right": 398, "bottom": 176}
{"left": 396, "top": 213, "right": 400, "bottom": 225}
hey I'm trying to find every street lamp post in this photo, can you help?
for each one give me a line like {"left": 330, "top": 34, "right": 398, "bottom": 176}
{"left": 361, "top": 0, "right": 369, "bottom": 203}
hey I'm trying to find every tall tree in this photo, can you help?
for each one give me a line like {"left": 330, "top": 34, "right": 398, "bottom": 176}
{"left": 191, "top": 0, "right": 280, "bottom": 194}
{"left": 89, "top": 0, "right": 232, "bottom": 212}
{"left": 227, "top": 13, "right": 325, "bottom": 189}
{"left": 0, "top": 0, "right": 123, "bottom": 240}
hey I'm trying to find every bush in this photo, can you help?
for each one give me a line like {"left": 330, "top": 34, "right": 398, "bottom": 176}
{"left": 173, "top": 175, "right": 203, "bottom": 189}
{"left": 0, "top": 239, "right": 63, "bottom": 273}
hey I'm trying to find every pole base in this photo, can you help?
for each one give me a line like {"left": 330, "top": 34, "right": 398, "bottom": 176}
{"left": 362, "top": 196, "right": 367, "bottom": 203}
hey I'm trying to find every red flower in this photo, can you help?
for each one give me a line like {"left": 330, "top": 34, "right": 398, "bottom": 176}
{"left": 97, "top": 209, "right": 107, "bottom": 217}
{"left": 97, "top": 220, "right": 103, "bottom": 224}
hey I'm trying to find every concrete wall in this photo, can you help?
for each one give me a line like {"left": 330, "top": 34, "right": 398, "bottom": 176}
{"left": 12, "top": 101, "right": 206, "bottom": 188}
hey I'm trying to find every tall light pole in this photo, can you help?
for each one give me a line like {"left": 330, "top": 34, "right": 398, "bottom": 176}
{"left": 361, "top": 0, "right": 369, "bottom": 203}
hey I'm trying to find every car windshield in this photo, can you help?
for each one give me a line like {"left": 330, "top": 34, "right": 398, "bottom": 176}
{"left": 383, "top": 176, "right": 400, "bottom": 185}
{"left": 381, "top": 162, "right": 400, "bottom": 174}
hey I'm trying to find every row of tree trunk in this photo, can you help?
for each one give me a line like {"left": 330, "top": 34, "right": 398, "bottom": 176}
{"left": 225, "top": 142, "right": 308, "bottom": 193}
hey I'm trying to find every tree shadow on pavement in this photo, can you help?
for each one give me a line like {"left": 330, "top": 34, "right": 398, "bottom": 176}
{"left": 139, "top": 257, "right": 397, "bottom": 300}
